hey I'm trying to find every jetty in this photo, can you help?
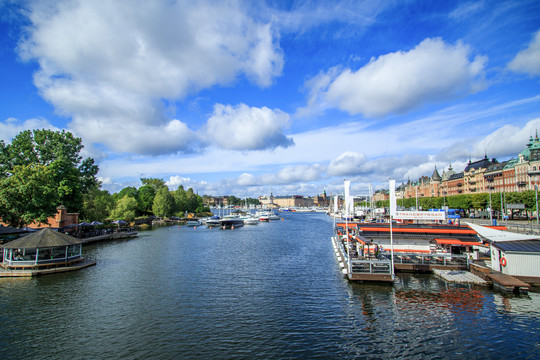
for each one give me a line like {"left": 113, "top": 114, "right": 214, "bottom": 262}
{"left": 80, "top": 231, "right": 138, "bottom": 244}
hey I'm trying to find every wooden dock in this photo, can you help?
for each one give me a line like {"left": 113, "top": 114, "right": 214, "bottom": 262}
{"left": 486, "top": 272, "right": 530, "bottom": 294}
{"left": 80, "top": 231, "right": 138, "bottom": 244}
{"left": 433, "top": 269, "right": 489, "bottom": 285}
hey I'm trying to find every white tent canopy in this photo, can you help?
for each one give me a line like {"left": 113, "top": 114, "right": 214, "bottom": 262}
{"left": 466, "top": 222, "right": 540, "bottom": 243}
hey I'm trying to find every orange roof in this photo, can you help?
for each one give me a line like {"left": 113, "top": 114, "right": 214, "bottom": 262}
{"left": 435, "top": 238, "right": 480, "bottom": 245}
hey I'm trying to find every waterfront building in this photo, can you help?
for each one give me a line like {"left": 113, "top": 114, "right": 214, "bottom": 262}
{"left": 263, "top": 195, "right": 314, "bottom": 208}
{"left": 398, "top": 135, "right": 540, "bottom": 202}
{"left": 469, "top": 223, "right": 540, "bottom": 286}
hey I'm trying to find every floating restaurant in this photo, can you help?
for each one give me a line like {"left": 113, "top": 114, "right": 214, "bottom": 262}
{"left": 0, "top": 228, "right": 95, "bottom": 277}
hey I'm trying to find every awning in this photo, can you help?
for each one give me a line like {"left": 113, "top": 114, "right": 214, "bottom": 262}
{"left": 466, "top": 222, "right": 540, "bottom": 242}
{"left": 435, "top": 238, "right": 480, "bottom": 246}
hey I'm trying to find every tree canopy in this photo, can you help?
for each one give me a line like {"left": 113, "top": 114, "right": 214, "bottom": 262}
{"left": 0, "top": 129, "right": 99, "bottom": 226}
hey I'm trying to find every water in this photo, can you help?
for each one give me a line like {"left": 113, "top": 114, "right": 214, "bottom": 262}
{"left": 1, "top": 212, "right": 539, "bottom": 359}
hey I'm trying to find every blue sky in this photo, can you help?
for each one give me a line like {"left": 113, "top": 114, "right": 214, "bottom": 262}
{"left": 1, "top": 0, "right": 540, "bottom": 198}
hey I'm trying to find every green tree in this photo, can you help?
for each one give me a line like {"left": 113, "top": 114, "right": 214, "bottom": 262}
{"left": 153, "top": 187, "right": 176, "bottom": 217}
{"left": 0, "top": 164, "right": 57, "bottom": 227}
{"left": 173, "top": 185, "right": 188, "bottom": 214}
{"left": 80, "top": 186, "right": 115, "bottom": 222}
{"left": 141, "top": 177, "right": 166, "bottom": 189}
{"left": 137, "top": 178, "right": 167, "bottom": 215}
{"left": 0, "top": 129, "right": 99, "bottom": 225}
{"left": 110, "top": 195, "right": 138, "bottom": 221}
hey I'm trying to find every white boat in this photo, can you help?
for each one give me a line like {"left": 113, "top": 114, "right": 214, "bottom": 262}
{"left": 240, "top": 215, "right": 259, "bottom": 225}
{"left": 186, "top": 220, "right": 202, "bottom": 226}
{"left": 269, "top": 213, "right": 280, "bottom": 220}
{"left": 205, "top": 216, "right": 221, "bottom": 227}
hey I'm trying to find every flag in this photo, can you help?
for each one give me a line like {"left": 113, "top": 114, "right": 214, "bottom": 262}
{"left": 389, "top": 179, "right": 397, "bottom": 217}
{"left": 344, "top": 180, "right": 350, "bottom": 218}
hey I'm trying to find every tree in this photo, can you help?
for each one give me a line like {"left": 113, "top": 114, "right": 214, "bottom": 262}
{"left": 80, "top": 186, "right": 115, "bottom": 222}
{"left": 153, "top": 187, "right": 175, "bottom": 218}
{"left": 137, "top": 185, "right": 156, "bottom": 215}
{"left": 0, "top": 129, "right": 99, "bottom": 226}
{"left": 173, "top": 185, "right": 188, "bottom": 214}
{"left": 110, "top": 195, "right": 138, "bottom": 221}
{"left": 138, "top": 178, "right": 167, "bottom": 215}
{"left": 0, "top": 164, "right": 57, "bottom": 227}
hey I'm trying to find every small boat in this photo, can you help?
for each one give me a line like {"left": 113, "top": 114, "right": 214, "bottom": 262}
{"left": 186, "top": 220, "right": 202, "bottom": 226}
{"left": 241, "top": 216, "right": 259, "bottom": 225}
{"left": 205, "top": 216, "right": 221, "bottom": 227}
{"left": 268, "top": 213, "right": 280, "bottom": 220}
{"left": 220, "top": 218, "right": 244, "bottom": 229}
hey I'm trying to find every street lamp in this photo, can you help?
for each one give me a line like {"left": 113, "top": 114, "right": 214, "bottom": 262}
{"left": 534, "top": 184, "right": 538, "bottom": 225}
{"left": 489, "top": 185, "right": 493, "bottom": 224}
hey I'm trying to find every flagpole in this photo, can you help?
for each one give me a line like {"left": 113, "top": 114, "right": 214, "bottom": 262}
{"left": 344, "top": 180, "right": 351, "bottom": 276}
{"left": 389, "top": 179, "right": 396, "bottom": 280}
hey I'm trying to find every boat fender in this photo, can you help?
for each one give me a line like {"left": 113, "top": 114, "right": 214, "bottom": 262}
{"left": 500, "top": 257, "right": 507, "bottom": 267}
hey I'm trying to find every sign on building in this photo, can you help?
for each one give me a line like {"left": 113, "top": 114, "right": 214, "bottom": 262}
{"left": 394, "top": 211, "right": 446, "bottom": 220}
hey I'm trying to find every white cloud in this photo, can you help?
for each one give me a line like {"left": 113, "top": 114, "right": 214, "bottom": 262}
{"left": 327, "top": 151, "right": 367, "bottom": 176}
{"left": 322, "top": 38, "right": 487, "bottom": 117}
{"left": 0, "top": 117, "right": 60, "bottom": 142}
{"left": 472, "top": 118, "right": 540, "bottom": 159}
{"left": 19, "top": 0, "right": 284, "bottom": 155}
{"left": 237, "top": 173, "right": 257, "bottom": 186}
{"left": 204, "top": 103, "right": 294, "bottom": 150}
{"left": 508, "top": 30, "right": 540, "bottom": 77}
{"left": 165, "top": 175, "right": 197, "bottom": 190}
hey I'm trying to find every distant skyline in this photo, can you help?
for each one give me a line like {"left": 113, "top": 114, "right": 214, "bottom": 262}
{"left": 1, "top": 0, "right": 540, "bottom": 198}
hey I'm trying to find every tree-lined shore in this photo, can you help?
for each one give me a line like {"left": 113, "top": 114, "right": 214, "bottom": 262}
{"left": 0, "top": 130, "right": 210, "bottom": 227}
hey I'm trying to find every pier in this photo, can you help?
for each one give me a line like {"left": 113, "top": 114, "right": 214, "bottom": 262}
{"left": 332, "top": 234, "right": 472, "bottom": 283}
{"left": 80, "top": 231, "right": 138, "bottom": 244}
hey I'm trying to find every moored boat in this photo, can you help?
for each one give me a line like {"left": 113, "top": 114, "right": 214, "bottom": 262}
{"left": 220, "top": 218, "right": 244, "bottom": 229}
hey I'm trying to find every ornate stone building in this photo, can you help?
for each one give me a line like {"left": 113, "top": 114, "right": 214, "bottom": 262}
{"left": 400, "top": 134, "right": 540, "bottom": 199}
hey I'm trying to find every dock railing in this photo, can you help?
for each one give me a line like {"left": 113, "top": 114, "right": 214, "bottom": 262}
{"left": 350, "top": 259, "right": 392, "bottom": 274}
{"left": 382, "top": 253, "right": 469, "bottom": 266}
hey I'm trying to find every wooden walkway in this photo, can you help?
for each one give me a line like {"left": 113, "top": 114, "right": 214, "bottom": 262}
{"left": 80, "top": 231, "right": 138, "bottom": 244}
{"left": 486, "top": 272, "right": 530, "bottom": 294}
{"left": 433, "top": 269, "right": 489, "bottom": 285}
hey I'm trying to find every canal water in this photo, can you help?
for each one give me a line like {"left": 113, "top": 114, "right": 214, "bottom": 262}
{"left": 1, "top": 212, "right": 539, "bottom": 359}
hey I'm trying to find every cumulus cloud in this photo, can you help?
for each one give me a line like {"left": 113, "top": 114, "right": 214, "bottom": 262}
{"left": 204, "top": 103, "right": 294, "bottom": 150}
{"left": 318, "top": 38, "right": 487, "bottom": 117}
{"left": 327, "top": 151, "right": 367, "bottom": 176}
{"left": 232, "top": 164, "right": 325, "bottom": 188}
{"left": 165, "top": 175, "right": 202, "bottom": 190}
{"left": 471, "top": 118, "right": 540, "bottom": 159}
{"left": 18, "top": 0, "right": 283, "bottom": 155}
{"left": 0, "top": 117, "right": 60, "bottom": 142}
{"left": 508, "top": 30, "right": 540, "bottom": 77}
